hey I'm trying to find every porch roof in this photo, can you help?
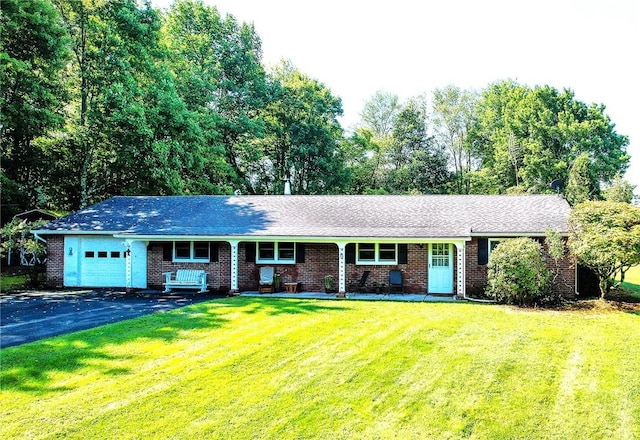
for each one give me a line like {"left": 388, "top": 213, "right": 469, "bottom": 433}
{"left": 36, "top": 194, "right": 570, "bottom": 239}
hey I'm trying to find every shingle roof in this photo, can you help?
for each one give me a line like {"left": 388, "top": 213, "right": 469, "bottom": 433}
{"left": 37, "top": 194, "right": 571, "bottom": 238}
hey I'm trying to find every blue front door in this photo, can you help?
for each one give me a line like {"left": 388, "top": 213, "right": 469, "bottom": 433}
{"left": 428, "top": 243, "right": 453, "bottom": 294}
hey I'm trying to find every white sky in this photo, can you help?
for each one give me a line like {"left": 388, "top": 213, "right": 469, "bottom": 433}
{"left": 152, "top": 0, "right": 639, "bottom": 192}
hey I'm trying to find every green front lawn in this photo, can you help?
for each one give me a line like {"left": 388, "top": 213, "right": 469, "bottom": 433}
{"left": 2, "top": 298, "right": 639, "bottom": 439}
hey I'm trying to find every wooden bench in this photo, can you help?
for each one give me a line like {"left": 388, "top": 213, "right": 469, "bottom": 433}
{"left": 163, "top": 269, "right": 207, "bottom": 293}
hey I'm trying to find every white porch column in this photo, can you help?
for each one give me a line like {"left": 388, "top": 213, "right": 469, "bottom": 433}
{"left": 454, "top": 241, "right": 466, "bottom": 299}
{"left": 337, "top": 242, "right": 347, "bottom": 293}
{"left": 123, "top": 239, "right": 133, "bottom": 291}
{"left": 229, "top": 240, "right": 239, "bottom": 292}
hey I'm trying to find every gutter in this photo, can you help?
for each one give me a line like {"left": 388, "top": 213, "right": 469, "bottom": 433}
{"left": 32, "top": 231, "right": 47, "bottom": 244}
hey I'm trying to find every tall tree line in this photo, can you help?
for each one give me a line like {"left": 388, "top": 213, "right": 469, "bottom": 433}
{"left": 1, "top": 0, "right": 631, "bottom": 221}
{"left": 348, "top": 83, "right": 630, "bottom": 199}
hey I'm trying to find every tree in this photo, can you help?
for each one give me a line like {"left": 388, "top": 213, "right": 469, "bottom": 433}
{"left": 486, "top": 237, "right": 551, "bottom": 305}
{"left": 255, "top": 61, "right": 347, "bottom": 194}
{"left": 0, "top": 218, "right": 48, "bottom": 283}
{"left": 564, "top": 153, "right": 596, "bottom": 205}
{"left": 163, "top": 0, "right": 268, "bottom": 194}
{"left": 602, "top": 175, "right": 636, "bottom": 204}
{"left": 468, "top": 80, "right": 629, "bottom": 195}
{"left": 385, "top": 98, "right": 449, "bottom": 194}
{"left": 359, "top": 91, "right": 400, "bottom": 139}
{"left": 341, "top": 128, "right": 386, "bottom": 194}
{"left": 50, "top": 0, "right": 197, "bottom": 208}
{"left": 1, "top": 0, "right": 69, "bottom": 218}
{"left": 431, "top": 85, "right": 477, "bottom": 194}
{"left": 568, "top": 201, "right": 640, "bottom": 299}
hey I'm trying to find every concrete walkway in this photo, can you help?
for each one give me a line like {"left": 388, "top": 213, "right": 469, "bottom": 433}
{"left": 239, "top": 291, "right": 457, "bottom": 302}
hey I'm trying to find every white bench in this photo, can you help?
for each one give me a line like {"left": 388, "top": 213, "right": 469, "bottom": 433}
{"left": 163, "top": 270, "right": 208, "bottom": 293}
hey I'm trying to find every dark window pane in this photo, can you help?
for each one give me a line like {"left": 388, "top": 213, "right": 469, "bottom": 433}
{"left": 85, "top": 251, "right": 94, "bottom": 258}
{"left": 175, "top": 242, "right": 190, "bottom": 259}
{"left": 379, "top": 244, "right": 396, "bottom": 261}
{"left": 194, "top": 242, "right": 209, "bottom": 259}
{"left": 359, "top": 243, "right": 375, "bottom": 261}
{"left": 98, "top": 251, "right": 108, "bottom": 258}
{"left": 258, "top": 242, "right": 275, "bottom": 260}
{"left": 279, "top": 242, "right": 295, "bottom": 260}
{"left": 111, "top": 251, "right": 120, "bottom": 258}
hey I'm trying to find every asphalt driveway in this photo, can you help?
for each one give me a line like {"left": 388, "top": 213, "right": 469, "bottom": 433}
{"left": 0, "top": 289, "right": 226, "bottom": 348}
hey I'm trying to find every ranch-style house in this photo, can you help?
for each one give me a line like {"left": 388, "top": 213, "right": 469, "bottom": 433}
{"left": 34, "top": 194, "right": 576, "bottom": 298}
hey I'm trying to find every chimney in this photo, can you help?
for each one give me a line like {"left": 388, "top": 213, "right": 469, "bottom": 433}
{"left": 283, "top": 179, "right": 291, "bottom": 195}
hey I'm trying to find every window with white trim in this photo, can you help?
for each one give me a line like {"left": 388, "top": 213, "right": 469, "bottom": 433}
{"left": 356, "top": 243, "right": 397, "bottom": 264}
{"left": 257, "top": 242, "right": 296, "bottom": 264}
{"left": 173, "top": 241, "right": 210, "bottom": 262}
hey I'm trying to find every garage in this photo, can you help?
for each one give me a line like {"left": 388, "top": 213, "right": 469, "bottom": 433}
{"left": 63, "top": 236, "right": 147, "bottom": 288}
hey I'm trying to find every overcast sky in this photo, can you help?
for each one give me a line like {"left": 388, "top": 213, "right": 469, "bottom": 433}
{"left": 152, "top": 0, "right": 639, "bottom": 192}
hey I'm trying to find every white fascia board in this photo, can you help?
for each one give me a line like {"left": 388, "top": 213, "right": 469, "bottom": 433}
{"left": 114, "top": 234, "right": 472, "bottom": 243}
{"left": 31, "top": 230, "right": 123, "bottom": 236}
{"left": 470, "top": 231, "right": 568, "bottom": 237}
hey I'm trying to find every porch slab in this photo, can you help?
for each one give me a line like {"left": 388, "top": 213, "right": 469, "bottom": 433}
{"left": 238, "top": 291, "right": 457, "bottom": 302}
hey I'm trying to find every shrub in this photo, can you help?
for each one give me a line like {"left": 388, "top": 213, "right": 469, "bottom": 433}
{"left": 486, "top": 237, "right": 551, "bottom": 306}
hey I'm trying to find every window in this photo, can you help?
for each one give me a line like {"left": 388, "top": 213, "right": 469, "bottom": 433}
{"left": 173, "top": 241, "right": 210, "bottom": 262}
{"left": 97, "top": 251, "right": 108, "bottom": 258}
{"left": 356, "top": 243, "right": 397, "bottom": 264}
{"left": 431, "top": 243, "right": 450, "bottom": 267}
{"left": 194, "top": 242, "right": 210, "bottom": 259}
{"left": 256, "top": 242, "right": 296, "bottom": 264}
{"left": 85, "top": 251, "right": 95, "bottom": 258}
{"left": 111, "top": 251, "right": 121, "bottom": 258}
{"left": 489, "top": 238, "right": 506, "bottom": 256}
{"left": 258, "top": 242, "right": 275, "bottom": 260}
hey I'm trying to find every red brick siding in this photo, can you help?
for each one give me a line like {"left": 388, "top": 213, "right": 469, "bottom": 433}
{"left": 46, "top": 235, "right": 65, "bottom": 287}
{"left": 146, "top": 242, "right": 231, "bottom": 290}
{"left": 239, "top": 242, "right": 339, "bottom": 292}
{"left": 239, "top": 243, "right": 452, "bottom": 294}
{"left": 132, "top": 241, "right": 459, "bottom": 294}
{"left": 53, "top": 236, "right": 574, "bottom": 296}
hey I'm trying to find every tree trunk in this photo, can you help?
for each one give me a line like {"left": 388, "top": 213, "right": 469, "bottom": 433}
{"left": 598, "top": 276, "right": 610, "bottom": 300}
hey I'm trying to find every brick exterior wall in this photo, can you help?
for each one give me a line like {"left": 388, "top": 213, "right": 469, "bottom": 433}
{"left": 147, "top": 242, "right": 232, "bottom": 290}
{"left": 238, "top": 243, "right": 453, "bottom": 294}
{"left": 46, "top": 235, "right": 64, "bottom": 287}
{"left": 48, "top": 236, "right": 575, "bottom": 297}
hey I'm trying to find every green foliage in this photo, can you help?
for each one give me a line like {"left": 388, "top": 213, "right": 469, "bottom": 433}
{"left": 1, "top": 218, "right": 48, "bottom": 283}
{"left": 468, "top": 80, "right": 629, "bottom": 196}
{"left": 486, "top": 237, "right": 551, "bottom": 305}
{"left": 568, "top": 201, "right": 640, "bottom": 299}
{"left": 359, "top": 90, "right": 400, "bottom": 138}
{"left": 1, "top": 0, "right": 69, "bottom": 218}
{"left": 565, "top": 153, "right": 596, "bottom": 205}
{"left": 0, "top": 2, "right": 632, "bottom": 213}
{"left": 257, "top": 61, "right": 347, "bottom": 194}
{"left": 0, "top": 218, "right": 47, "bottom": 261}
{"left": 163, "top": 0, "right": 268, "bottom": 194}
{"left": 431, "top": 85, "right": 478, "bottom": 194}
{"left": 602, "top": 175, "right": 636, "bottom": 204}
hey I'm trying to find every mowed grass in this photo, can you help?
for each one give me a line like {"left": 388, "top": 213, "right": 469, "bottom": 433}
{"left": 622, "top": 265, "right": 640, "bottom": 299}
{"left": 0, "top": 273, "right": 28, "bottom": 291}
{"left": 2, "top": 298, "right": 639, "bottom": 439}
